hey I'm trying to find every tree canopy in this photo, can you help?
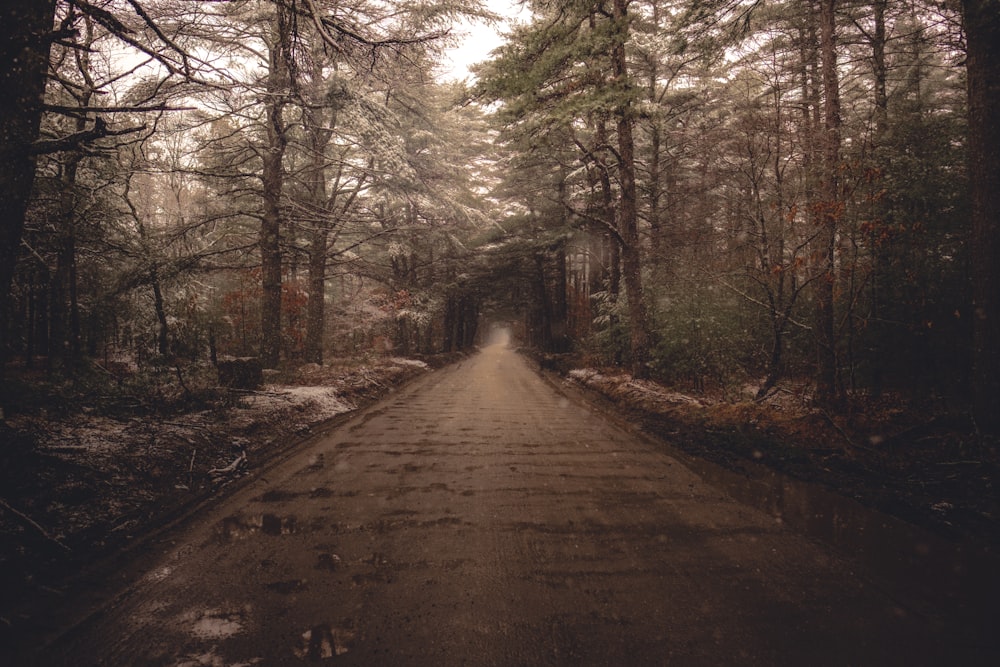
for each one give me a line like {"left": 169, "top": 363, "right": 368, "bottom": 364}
{"left": 0, "top": 0, "right": 996, "bottom": 437}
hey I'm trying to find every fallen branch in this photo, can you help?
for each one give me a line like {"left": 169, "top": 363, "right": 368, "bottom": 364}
{"left": 187, "top": 447, "right": 197, "bottom": 488}
{"left": 228, "top": 388, "right": 284, "bottom": 397}
{"left": 820, "top": 411, "right": 886, "bottom": 466}
{"left": 0, "top": 497, "right": 72, "bottom": 553}
{"left": 163, "top": 421, "right": 212, "bottom": 431}
{"left": 819, "top": 409, "right": 857, "bottom": 449}
{"left": 208, "top": 448, "right": 247, "bottom": 478}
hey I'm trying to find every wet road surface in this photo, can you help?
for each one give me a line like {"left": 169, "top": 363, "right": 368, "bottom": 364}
{"left": 15, "top": 344, "right": 994, "bottom": 665}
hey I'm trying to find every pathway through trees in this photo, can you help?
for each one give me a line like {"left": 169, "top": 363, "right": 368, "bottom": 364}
{"left": 13, "top": 343, "right": 992, "bottom": 665}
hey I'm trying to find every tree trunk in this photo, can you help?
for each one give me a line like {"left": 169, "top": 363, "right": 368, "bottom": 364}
{"left": 51, "top": 151, "right": 84, "bottom": 368}
{"left": 302, "top": 123, "right": 329, "bottom": 366}
{"left": 49, "top": 246, "right": 67, "bottom": 369}
{"left": 302, "top": 36, "right": 338, "bottom": 366}
{"left": 533, "top": 253, "right": 552, "bottom": 351}
{"left": 757, "top": 325, "right": 786, "bottom": 401}
{"left": 963, "top": 0, "right": 1000, "bottom": 434}
{"left": 648, "top": 122, "right": 663, "bottom": 259}
{"left": 422, "top": 247, "right": 435, "bottom": 354}
{"left": 259, "top": 143, "right": 284, "bottom": 368}
{"left": 259, "top": 7, "right": 291, "bottom": 369}
{"left": 553, "top": 243, "right": 569, "bottom": 352}
{"left": 152, "top": 270, "right": 169, "bottom": 356}
{"left": 612, "top": 0, "right": 651, "bottom": 379}
{"left": 25, "top": 268, "right": 37, "bottom": 365}
{"left": 443, "top": 295, "right": 456, "bottom": 353}
{"left": 813, "top": 0, "right": 841, "bottom": 404}
{"left": 454, "top": 297, "right": 466, "bottom": 351}
{"left": 0, "top": 0, "right": 56, "bottom": 372}
{"left": 304, "top": 229, "right": 327, "bottom": 364}
{"left": 646, "top": 5, "right": 665, "bottom": 261}
{"left": 29, "top": 261, "right": 50, "bottom": 363}
{"left": 462, "top": 298, "right": 479, "bottom": 349}
{"left": 868, "top": 0, "right": 889, "bottom": 398}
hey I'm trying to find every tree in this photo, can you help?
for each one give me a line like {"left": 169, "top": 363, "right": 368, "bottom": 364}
{"left": 1, "top": 0, "right": 489, "bottom": 374}
{"left": 723, "top": 61, "right": 812, "bottom": 399}
{"left": 0, "top": 0, "right": 203, "bottom": 368}
{"left": 611, "top": 0, "right": 652, "bottom": 377}
{"left": 811, "top": 0, "right": 841, "bottom": 404}
{"left": 211, "top": 0, "right": 485, "bottom": 366}
{"left": 259, "top": 1, "right": 293, "bottom": 368}
{"left": 475, "top": 0, "right": 654, "bottom": 375}
{"left": 0, "top": 0, "right": 59, "bottom": 366}
{"left": 963, "top": 0, "right": 1000, "bottom": 434}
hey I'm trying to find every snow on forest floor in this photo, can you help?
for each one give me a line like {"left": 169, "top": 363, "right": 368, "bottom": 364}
{"left": 563, "top": 364, "right": 1000, "bottom": 549}
{"left": 0, "top": 355, "right": 439, "bottom": 616}
{"left": 567, "top": 369, "right": 707, "bottom": 410}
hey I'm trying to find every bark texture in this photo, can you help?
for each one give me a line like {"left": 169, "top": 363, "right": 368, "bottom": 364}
{"left": 814, "top": 0, "right": 841, "bottom": 403}
{"left": 0, "top": 1, "right": 57, "bottom": 365}
{"left": 963, "top": 0, "right": 1000, "bottom": 433}
{"left": 259, "top": 6, "right": 292, "bottom": 368}
{"left": 612, "top": 0, "right": 651, "bottom": 378}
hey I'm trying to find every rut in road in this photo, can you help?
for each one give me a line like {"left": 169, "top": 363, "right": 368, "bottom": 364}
{"left": 26, "top": 343, "right": 974, "bottom": 666}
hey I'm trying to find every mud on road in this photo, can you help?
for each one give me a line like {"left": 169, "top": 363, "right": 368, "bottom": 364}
{"left": 8, "top": 344, "right": 998, "bottom": 665}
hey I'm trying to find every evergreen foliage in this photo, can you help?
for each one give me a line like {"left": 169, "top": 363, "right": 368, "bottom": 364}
{"left": 0, "top": 0, "right": 991, "bottom": 423}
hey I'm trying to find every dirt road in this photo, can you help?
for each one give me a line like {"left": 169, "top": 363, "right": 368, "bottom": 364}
{"left": 13, "top": 344, "right": 992, "bottom": 665}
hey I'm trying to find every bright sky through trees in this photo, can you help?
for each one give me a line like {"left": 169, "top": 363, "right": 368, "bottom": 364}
{"left": 439, "top": 0, "right": 531, "bottom": 81}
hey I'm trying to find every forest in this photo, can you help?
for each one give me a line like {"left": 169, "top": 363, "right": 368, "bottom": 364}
{"left": 1, "top": 0, "right": 1000, "bottom": 605}
{"left": 1, "top": 0, "right": 997, "bottom": 412}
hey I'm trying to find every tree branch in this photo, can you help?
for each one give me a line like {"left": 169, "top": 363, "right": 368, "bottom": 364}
{"left": 718, "top": 278, "right": 813, "bottom": 330}
{"left": 553, "top": 198, "right": 626, "bottom": 248}
{"left": 43, "top": 103, "right": 195, "bottom": 116}
{"left": 0, "top": 497, "right": 72, "bottom": 553}
{"left": 300, "top": 0, "right": 449, "bottom": 58}
{"left": 31, "top": 118, "right": 147, "bottom": 155}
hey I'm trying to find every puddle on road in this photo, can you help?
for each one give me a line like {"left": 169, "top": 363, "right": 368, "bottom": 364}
{"left": 266, "top": 579, "right": 309, "bottom": 595}
{"left": 255, "top": 486, "right": 335, "bottom": 502}
{"left": 179, "top": 606, "right": 249, "bottom": 640}
{"left": 255, "top": 489, "right": 301, "bottom": 503}
{"left": 174, "top": 648, "right": 262, "bottom": 667}
{"left": 315, "top": 552, "right": 342, "bottom": 571}
{"left": 296, "top": 453, "right": 326, "bottom": 474}
{"left": 677, "top": 451, "right": 1000, "bottom": 615}
{"left": 214, "top": 513, "right": 299, "bottom": 541}
{"left": 292, "top": 623, "right": 355, "bottom": 660}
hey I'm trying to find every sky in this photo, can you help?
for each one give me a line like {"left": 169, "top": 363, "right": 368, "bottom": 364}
{"left": 438, "top": 0, "right": 533, "bottom": 81}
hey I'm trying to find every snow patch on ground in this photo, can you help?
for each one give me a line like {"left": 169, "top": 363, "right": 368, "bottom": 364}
{"left": 0, "top": 356, "right": 436, "bottom": 616}
{"left": 568, "top": 368, "right": 706, "bottom": 409}
{"left": 262, "top": 385, "right": 355, "bottom": 420}
{"left": 38, "top": 416, "right": 133, "bottom": 457}
{"left": 31, "top": 384, "right": 355, "bottom": 461}
{"left": 389, "top": 357, "right": 429, "bottom": 369}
